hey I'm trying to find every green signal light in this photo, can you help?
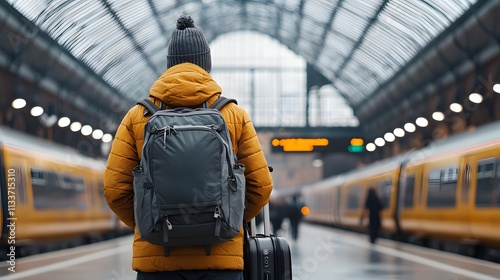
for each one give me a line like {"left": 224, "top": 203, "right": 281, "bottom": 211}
{"left": 348, "top": 145, "right": 363, "bottom": 153}
{"left": 348, "top": 138, "right": 364, "bottom": 153}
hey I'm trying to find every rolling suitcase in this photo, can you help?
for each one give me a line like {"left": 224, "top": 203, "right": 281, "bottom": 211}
{"left": 244, "top": 203, "right": 293, "bottom": 280}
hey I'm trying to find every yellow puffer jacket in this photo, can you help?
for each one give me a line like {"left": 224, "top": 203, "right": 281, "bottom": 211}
{"left": 104, "top": 63, "right": 273, "bottom": 272}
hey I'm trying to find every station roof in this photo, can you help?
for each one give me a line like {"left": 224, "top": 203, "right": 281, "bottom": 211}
{"left": 6, "top": 0, "right": 479, "bottom": 112}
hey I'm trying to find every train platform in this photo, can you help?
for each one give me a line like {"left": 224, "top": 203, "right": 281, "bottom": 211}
{"left": 1, "top": 223, "right": 500, "bottom": 280}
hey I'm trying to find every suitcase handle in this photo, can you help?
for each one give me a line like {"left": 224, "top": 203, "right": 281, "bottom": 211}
{"left": 248, "top": 166, "right": 273, "bottom": 237}
{"left": 249, "top": 203, "right": 272, "bottom": 237}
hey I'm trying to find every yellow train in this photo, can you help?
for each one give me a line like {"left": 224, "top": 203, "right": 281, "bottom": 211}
{"left": 0, "top": 126, "right": 130, "bottom": 257}
{"left": 301, "top": 120, "right": 500, "bottom": 258}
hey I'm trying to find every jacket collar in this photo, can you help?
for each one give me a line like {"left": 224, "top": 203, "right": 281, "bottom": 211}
{"left": 149, "top": 63, "right": 221, "bottom": 108}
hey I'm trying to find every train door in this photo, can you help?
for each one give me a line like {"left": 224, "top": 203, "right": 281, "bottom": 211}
{"left": 88, "top": 174, "right": 105, "bottom": 213}
{"left": 414, "top": 165, "right": 425, "bottom": 235}
{"left": 87, "top": 174, "right": 101, "bottom": 220}
{"left": 457, "top": 155, "right": 473, "bottom": 240}
{"left": 333, "top": 187, "right": 341, "bottom": 225}
{"left": 0, "top": 145, "right": 5, "bottom": 243}
{"left": 398, "top": 165, "right": 421, "bottom": 236}
{"left": 467, "top": 149, "right": 500, "bottom": 243}
{"left": 342, "top": 184, "right": 363, "bottom": 228}
{"left": 377, "top": 175, "right": 395, "bottom": 232}
{"left": 1, "top": 153, "right": 29, "bottom": 242}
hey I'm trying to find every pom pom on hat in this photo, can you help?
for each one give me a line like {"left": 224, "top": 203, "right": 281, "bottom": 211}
{"left": 167, "top": 15, "right": 212, "bottom": 72}
{"left": 176, "top": 15, "right": 194, "bottom": 30}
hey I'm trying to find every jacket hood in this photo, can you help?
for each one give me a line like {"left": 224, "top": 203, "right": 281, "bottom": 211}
{"left": 149, "top": 63, "right": 221, "bottom": 107}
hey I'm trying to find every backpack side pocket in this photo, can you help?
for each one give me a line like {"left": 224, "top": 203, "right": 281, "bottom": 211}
{"left": 133, "top": 167, "right": 155, "bottom": 239}
{"left": 227, "top": 164, "right": 246, "bottom": 236}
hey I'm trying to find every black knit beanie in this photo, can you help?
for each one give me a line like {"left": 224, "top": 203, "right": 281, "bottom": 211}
{"left": 167, "top": 15, "right": 212, "bottom": 73}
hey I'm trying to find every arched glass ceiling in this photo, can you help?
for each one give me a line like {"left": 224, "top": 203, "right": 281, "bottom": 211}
{"left": 6, "top": 0, "right": 478, "bottom": 108}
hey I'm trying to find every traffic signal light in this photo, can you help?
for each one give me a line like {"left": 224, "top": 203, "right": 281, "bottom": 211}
{"left": 348, "top": 138, "right": 364, "bottom": 152}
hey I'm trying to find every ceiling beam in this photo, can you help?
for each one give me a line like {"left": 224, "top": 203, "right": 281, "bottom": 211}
{"left": 293, "top": 0, "right": 306, "bottom": 46}
{"left": 147, "top": 0, "right": 170, "bottom": 41}
{"left": 99, "top": 0, "right": 162, "bottom": 76}
{"left": 313, "top": 0, "right": 345, "bottom": 63}
{"left": 332, "top": 0, "right": 390, "bottom": 81}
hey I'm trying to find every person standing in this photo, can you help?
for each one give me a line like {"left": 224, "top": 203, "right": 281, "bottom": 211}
{"left": 361, "top": 187, "right": 383, "bottom": 244}
{"left": 286, "top": 195, "right": 305, "bottom": 240}
{"left": 270, "top": 198, "right": 286, "bottom": 235}
{"left": 103, "top": 15, "right": 273, "bottom": 280}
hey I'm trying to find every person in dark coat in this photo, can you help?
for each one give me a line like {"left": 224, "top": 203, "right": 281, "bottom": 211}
{"left": 360, "top": 187, "right": 383, "bottom": 244}
{"left": 270, "top": 198, "right": 286, "bottom": 235}
{"left": 286, "top": 195, "right": 305, "bottom": 240}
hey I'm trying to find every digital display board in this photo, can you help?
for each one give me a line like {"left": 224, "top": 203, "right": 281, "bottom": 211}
{"left": 271, "top": 137, "right": 364, "bottom": 153}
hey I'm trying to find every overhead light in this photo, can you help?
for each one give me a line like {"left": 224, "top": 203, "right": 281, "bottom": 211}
{"left": 12, "top": 98, "right": 26, "bottom": 109}
{"left": 70, "top": 122, "right": 82, "bottom": 132}
{"left": 393, "top": 128, "right": 405, "bottom": 137}
{"left": 384, "top": 132, "right": 395, "bottom": 142}
{"left": 404, "top": 123, "right": 416, "bottom": 133}
{"left": 58, "top": 117, "right": 71, "bottom": 128}
{"left": 102, "top": 133, "right": 113, "bottom": 143}
{"left": 449, "top": 103, "right": 463, "bottom": 113}
{"left": 92, "top": 129, "right": 104, "bottom": 140}
{"left": 30, "top": 106, "right": 44, "bottom": 117}
{"left": 81, "top": 125, "right": 93, "bottom": 136}
{"left": 469, "top": 93, "right": 483, "bottom": 104}
{"left": 432, "top": 112, "right": 445, "bottom": 121}
{"left": 374, "top": 137, "right": 385, "bottom": 147}
{"left": 366, "top": 143, "right": 376, "bottom": 152}
{"left": 416, "top": 117, "right": 428, "bottom": 127}
{"left": 493, "top": 83, "right": 500, "bottom": 93}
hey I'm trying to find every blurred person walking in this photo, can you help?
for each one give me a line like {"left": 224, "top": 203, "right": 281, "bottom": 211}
{"left": 270, "top": 198, "right": 286, "bottom": 235}
{"left": 360, "top": 187, "right": 383, "bottom": 244}
{"left": 286, "top": 195, "right": 305, "bottom": 240}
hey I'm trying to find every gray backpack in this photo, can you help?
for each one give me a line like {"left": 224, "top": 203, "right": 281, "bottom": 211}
{"left": 133, "top": 97, "right": 246, "bottom": 256}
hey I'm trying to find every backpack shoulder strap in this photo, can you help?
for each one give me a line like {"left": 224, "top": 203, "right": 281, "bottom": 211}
{"left": 137, "top": 99, "right": 159, "bottom": 116}
{"left": 210, "top": 97, "right": 238, "bottom": 111}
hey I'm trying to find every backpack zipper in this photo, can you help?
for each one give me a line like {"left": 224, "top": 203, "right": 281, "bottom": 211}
{"left": 165, "top": 214, "right": 172, "bottom": 230}
{"left": 163, "top": 214, "right": 172, "bottom": 243}
{"left": 162, "top": 126, "right": 177, "bottom": 148}
{"left": 214, "top": 205, "right": 221, "bottom": 218}
{"left": 163, "top": 206, "right": 222, "bottom": 237}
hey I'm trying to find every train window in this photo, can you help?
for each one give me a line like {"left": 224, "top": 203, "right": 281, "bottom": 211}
{"left": 426, "top": 166, "right": 457, "bottom": 208}
{"left": 62, "top": 175, "right": 85, "bottom": 192}
{"left": 402, "top": 175, "right": 415, "bottom": 208}
{"left": 477, "top": 159, "right": 495, "bottom": 179}
{"left": 442, "top": 167, "right": 458, "bottom": 182}
{"left": 31, "top": 169, "right": 45, "bottom": 185}
{"left": 347, "top": 186, "right": 362, "bottom": 210}
{"left": 30, "top": 168, "right": 88, "bottom": 210}
{"left": 377, "top": 179, "right": 392, "bottom": 209}
{"left": 475, "top": 158, "right": 497, "bottom": 207}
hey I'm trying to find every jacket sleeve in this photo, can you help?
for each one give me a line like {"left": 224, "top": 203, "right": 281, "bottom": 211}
{"left": 236, "top": 112, "right": 273, "bottom": 221}
{"left": 103, "top": 111, "right": 139, "bottom": 228}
